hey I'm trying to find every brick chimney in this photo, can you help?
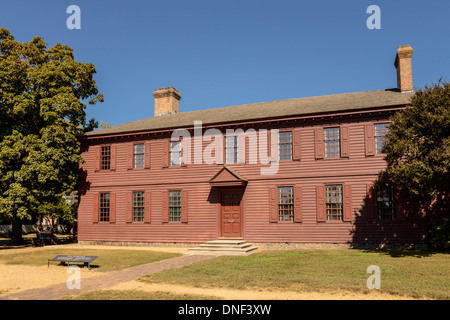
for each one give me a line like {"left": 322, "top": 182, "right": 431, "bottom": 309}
{"left": 153, "top": 87, "right": 181, "bottom": 116}
{"left": 394, "top": 45, "right": 414, "bottom": 92}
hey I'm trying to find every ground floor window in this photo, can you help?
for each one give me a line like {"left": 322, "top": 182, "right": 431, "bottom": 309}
{"left": 133, "top": 191, "right": 145, "bottom": 221}
{"left": 99, "top": 193, "right": 110, "bottom": 222}
{"left": 278, "top": 186, "right": 294, "bottom": 221}
{"left": 325, "top": 184, "right": 343, "bottom": 221}
{"left": 169, "top": 190, "right": 182, "bottom": 221}
{"left": 377, "top": 183, "right": 395, "bottom": 220}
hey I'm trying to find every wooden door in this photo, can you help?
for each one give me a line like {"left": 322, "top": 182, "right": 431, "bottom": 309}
{"left": 221, "top": 191, "right": 242, "bottom": 238}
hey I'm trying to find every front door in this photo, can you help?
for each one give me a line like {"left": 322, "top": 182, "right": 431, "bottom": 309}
{"left": 220, "top": 190, "right": 242, "bottom": 238}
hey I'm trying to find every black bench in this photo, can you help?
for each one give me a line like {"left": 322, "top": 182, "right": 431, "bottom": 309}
{"left": 48, "top": 255, "right": 98, "bottom": 269}
{"left": 39, "top": 233, "right": 58, "bottom": 246}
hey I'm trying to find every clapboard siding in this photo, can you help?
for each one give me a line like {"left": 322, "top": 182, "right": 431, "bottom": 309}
{"left": 78, "top": 113, "right": 426, "bottom": 244}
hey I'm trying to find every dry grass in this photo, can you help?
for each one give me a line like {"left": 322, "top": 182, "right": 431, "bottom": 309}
{"left": 140, "top": 249, "right": 450, "bottom": 300}
{"left": 0, "top": 244, "right": 182, "bottom": 296}
{"left": 0, "top": 245, "right": 181, "bottom": 272}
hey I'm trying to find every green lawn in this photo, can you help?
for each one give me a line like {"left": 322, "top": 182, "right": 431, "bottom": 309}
{"left": 139, "top": 249, "right": 450, "bottom": 300}
{"left": 0, "top": 248, "right": 181, "bottom": 272}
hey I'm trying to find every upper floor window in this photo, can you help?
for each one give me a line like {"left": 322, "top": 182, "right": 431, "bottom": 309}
{"left": 170, "top": 141, "right": 181, "bottom": 166}
{"left": 134, "top": 144, "right": 145, "bottom": 168}
{"left": 374, "top": 123, "right": 389, "bottom": 154}
{"left": 225, "top": 136, "right": 239, "bottom": 164}
{"left": 99, "top": 193, "right": 110, "bottom": 222}
{"left": 325, "top": 184, "right": 343, "bottom": 221}
{"left": 377, "top": 183, "right": 395, "bottom": 220}
{"left": 324, "top": 127, "right": 340, "bottom": 158}
{"left": 278, "top": 186, "right": 294, "bottom": 221}
{"left": 101, "top": 146, "right": 111, "bottom": 170}
{"left": 278, "top": 131, "right": 293, "bottom": 160}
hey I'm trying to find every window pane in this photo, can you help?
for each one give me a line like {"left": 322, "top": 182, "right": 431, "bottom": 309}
{"left": 170, "top": 141, "right": 181, "bottom": 166}
{"left": 133, "top": 191, "right": 145, "bottom": 221}
{"left": 278, "top": 131, "right": 293, "bottom": 160}
{"left": 324, "top": 128, "right": 340, "bottom": 158}
{"left": 134, "top": 144, "right": 145, "bottom": 168}
{"left": 225, "top": 136, "right": 239, "bottom": 164}
{"left": 278, "top": 186, "right": 294, "bottom": 221}
{"left": 377, "top": 183, "right": 395, "bottom": 220}
{"left": 101, "top": 146, "right": 111, "bottom": 170}
{"left": 99, "top": 193, "right": 110, "bottom": 222}
{"left": 374, "top": 123, "right": 390, "bottom": 154}
{"left": 325, "top": 185, "right": 343, "bottom": 220}
{"left": 169, "top": 190, "right": 181, "bottom": 221}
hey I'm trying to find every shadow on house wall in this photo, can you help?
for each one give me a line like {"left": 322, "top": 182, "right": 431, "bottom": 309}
{"left": 350, "top": 188, "right": 429, "bottom": 249}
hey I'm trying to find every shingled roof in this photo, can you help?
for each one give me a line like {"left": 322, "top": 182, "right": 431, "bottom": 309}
{"left": 84, "top": 89, "right": 413, "bottom": 137}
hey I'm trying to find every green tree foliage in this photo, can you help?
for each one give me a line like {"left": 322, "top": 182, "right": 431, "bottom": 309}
{"left": 0, "top": 28, "right": 103, "bottom": 242}
{"left": 379, "top": 80, "right": 449, "bottom": 244}
{"left": 83, "top": 117, "right": 99, "bottom": 133}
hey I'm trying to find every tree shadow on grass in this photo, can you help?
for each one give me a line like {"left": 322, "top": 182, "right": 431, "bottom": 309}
{"left": 359, "top": 248, "right": 434, "bottom": 258}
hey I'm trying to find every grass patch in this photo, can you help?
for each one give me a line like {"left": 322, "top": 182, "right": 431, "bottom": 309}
{"left": 140, "top": 249, "right": 450, "bottom": 300}
{"left": 0, "top": 248, "right": 181, "bottom": 272}
{"left": 62, "top": 290, "right": 220, "bottom": 300}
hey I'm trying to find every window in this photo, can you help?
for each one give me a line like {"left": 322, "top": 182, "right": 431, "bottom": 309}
{"left": 374, "top": 123, "right": 389, "bottom": 154}
{"left": 324, "top": 127, "right": 340, "bottom": 158}
{"left": 278, "top": 131, "right": 293, "bottom": 160}
{"left": 325, "top": 185, "right": 343, "bottom": 221}
{"left": 170, "top": 141, "right": 181, "bottom": 166}
{"left": 99, "top": 193, "right": 110, "bottom": 222}
{"left": 101, "top": 146, "right": 111, "bottom": 170}
{"left": 169, "top": 190, "right": 182, "bottom": 221}
{"left": 377, "top": 183, "right": 395, "bottom": 220}
{"left": 278, "top": 186, "right": 294, "bottom": 221}
{"left": 225, "top": 136, "right": 239, "bottom": 164}
{"left": 133, "top": 191, "right": 145, "bottom": 221}
{"left": 134, "top": 144, "right": 145, "bottom": 168}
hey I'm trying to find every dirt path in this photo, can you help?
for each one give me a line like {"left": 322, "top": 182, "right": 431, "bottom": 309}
{"left": 108, "top": 280, "right": 418, "bottom": 300}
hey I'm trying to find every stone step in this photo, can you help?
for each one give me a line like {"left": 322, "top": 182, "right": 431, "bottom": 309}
{"left": 208, "top": 239, "right": 247, "bottom": 245}
{"left": 189, "top": 247, "right": 258, "bottom": 256}
{"left": 195, "top": 242, "right": 252, "bottom": 249}
{"left": 188, "top": 240, "right": 258, "bottom": 256}
{"left": 189, "top": 245, "right": 255, "bottom": 252}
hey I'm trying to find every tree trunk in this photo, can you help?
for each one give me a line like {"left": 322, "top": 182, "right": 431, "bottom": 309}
{"left": 11, "top": 214, "right": 23, "bottom": 245}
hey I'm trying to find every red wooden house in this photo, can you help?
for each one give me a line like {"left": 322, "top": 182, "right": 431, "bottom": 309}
{"left": 78, "top": 45, "right": 426, "bottom": 245}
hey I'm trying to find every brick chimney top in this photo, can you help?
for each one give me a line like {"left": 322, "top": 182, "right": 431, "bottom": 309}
{"left": 394, "top": 45, "right": 413, "bottom": 92}
{"left": 153, "top": 87, "right": 181, "bottom": 116}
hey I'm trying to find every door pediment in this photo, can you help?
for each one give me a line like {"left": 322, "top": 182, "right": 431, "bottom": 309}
{"left": 208, "top": 166, "right": 247, "bottom": 187}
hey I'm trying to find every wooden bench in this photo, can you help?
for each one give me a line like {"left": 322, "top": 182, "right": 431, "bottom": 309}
{"left": 48, "top": 255, "right": 98, "bottom": 269}
{"left": 39, "top": 233, "right": 58, "bottom": 246}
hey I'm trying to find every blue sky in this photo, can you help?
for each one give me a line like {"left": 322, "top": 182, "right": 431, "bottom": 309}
{"left": 1, "top": 0, "right": 449, "bottom": 127}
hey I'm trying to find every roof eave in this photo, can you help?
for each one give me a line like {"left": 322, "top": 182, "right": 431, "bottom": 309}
{"left": 79, "top": 103, "right": 409, "bottom": 141}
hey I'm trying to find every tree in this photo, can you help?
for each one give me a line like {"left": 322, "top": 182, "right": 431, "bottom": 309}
{"left": 0, "top": 28, "right": 103, "bottom": 243}
{"left": 99, "top": 120, "right": 112, "bottom": 129}
{"left": 379, "top": 80, "right": 449, "bottom": 243}
{"left": 83, "top": 117, "right": 99, "bottom": 133}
